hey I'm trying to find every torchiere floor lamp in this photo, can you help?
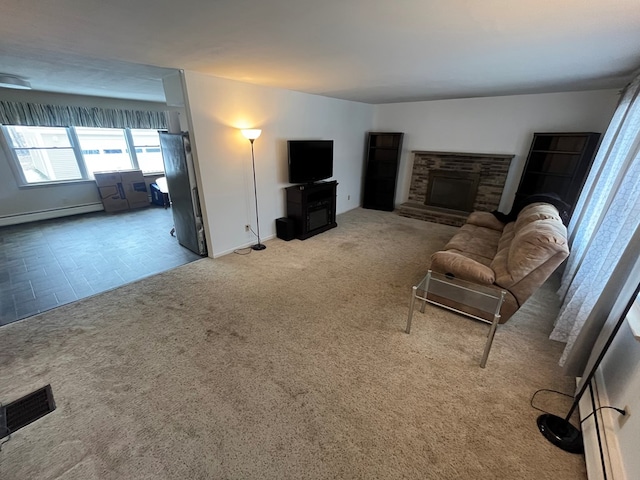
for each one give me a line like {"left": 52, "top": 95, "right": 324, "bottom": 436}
{"left": 241, "top": 129, "right": 266, "bottom": 251}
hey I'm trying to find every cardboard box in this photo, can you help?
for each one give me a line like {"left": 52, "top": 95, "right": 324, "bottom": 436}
{"left": 94, "top": 170, "right": 149, "bottom": 212}
{"left": 120, "top": 170, "right": 149, "bottom": 209}
{"left": 119, "top": 169, "right": 144, "bottom": 184}
{"left": 98, "top": 183, "right": 129, "bottom": 212}
{"left": 125, "top": 182, "right": 149, "bottom": 209}
{"left": 94, "top": 171, "right": 122, "bottom": 188}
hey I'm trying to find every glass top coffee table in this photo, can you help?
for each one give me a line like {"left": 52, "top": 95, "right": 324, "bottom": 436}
{"left": 406, "top": 270, "right": 507, "bottom": 368}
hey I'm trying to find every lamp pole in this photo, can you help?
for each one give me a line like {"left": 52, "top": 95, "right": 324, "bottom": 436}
{"left": 249, "top": 137, "right": 265, "bottom": 250}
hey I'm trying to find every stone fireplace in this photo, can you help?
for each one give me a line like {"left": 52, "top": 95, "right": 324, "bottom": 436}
{"left": 398, "top": 151, "right": 513, "bottom": 226}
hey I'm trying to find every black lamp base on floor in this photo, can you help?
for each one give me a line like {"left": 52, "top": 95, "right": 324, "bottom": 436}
{"left": 537, "top": 413, "right": 584, "bottom": 454}
{"left": 251, "top": 243, "right": 266, "bottom": 251}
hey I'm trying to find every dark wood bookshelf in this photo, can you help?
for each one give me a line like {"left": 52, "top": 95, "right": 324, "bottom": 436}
{"left": 515, "top": 132, "right": 601, "bottom": 215}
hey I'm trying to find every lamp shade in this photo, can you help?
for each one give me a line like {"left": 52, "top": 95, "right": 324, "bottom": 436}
{"left": 241, "top": 129, "right": 262, "bottom": 141}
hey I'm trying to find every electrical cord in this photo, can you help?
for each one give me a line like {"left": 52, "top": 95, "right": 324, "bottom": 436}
{"left": 530, "top": 388, "right": 573, "bottom": 414}
{"left": 580, "top": 406, "right": 626, "bottom": 424}
{"left": 530, "top": 388, "right": 626, "bottom": 426}
{"left": 233, "top": 225, "right": 259, "bottom": 254}
{"left": 0, "top": 432, "right": 10, "bottom": 452}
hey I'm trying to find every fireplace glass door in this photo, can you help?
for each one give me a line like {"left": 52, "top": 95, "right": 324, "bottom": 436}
{"left": 425, "top": 171, "right": 480, "bottom": 213}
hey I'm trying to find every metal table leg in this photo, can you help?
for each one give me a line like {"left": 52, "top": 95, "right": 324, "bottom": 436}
{"left": 479, "top": 291, "right": 506, "bottom": 368}
{"left": 406, "top": 286, "right": 417, "bottom": 334}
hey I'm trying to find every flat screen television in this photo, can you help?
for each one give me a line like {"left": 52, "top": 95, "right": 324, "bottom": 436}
{"left": 288, "top": 140, "right": 333, "bottom": 184}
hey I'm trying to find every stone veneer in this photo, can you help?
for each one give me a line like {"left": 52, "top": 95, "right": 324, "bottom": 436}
{"left": 397, "top": 151, "right": 513, "bottom": 226}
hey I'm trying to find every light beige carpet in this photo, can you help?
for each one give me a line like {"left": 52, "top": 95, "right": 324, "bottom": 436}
{"left": 0, "top": 208, "right": 585, "bottom": 479}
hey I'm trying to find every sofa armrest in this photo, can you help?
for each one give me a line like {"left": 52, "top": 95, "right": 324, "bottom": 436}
{"left": 430, "top": 250, "right": 496, "bottom": 285}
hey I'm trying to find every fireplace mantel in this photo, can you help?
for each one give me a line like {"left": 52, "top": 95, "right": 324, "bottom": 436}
{"left": 398, "top": 150, "right": 513, "bottom": 226}
{"left": 411, "top": 150, "right": 514, "bottom": 159}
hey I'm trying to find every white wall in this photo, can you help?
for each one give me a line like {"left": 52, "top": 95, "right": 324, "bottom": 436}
{"left": 0, "top": 90, "right": 172, "bottom": 223}
{"left": 181, "top": 71, "right": 374, "bottom": 257}
{"left": 373, "top": 90, "right": 619, "bottom": 212}
{"left": 596, "top": 319, "right": 640, "bottom": 479}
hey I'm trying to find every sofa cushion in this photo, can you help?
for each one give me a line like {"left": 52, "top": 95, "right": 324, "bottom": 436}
{"left": 496, "top": 222, "right": 515, "bottom": 253}
{"left": 430, "top": 250, "right": 496, "bottom": 284}
{"left": 444, "top": 223, "right": 502, "bottom": 263}
{"left": 466, "top": 211, "right": 506, "bottom": 231}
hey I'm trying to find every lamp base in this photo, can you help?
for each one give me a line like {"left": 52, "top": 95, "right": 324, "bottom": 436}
{"left": 251, "top": 243, "right": 266, "bottom": 251}
{"left": 537, "top": 413, "right": 584, "bottom": 454}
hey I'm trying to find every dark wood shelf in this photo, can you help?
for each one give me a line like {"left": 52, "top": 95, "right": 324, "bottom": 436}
{"left": 516, "top": 132, "right": 601, "bottom": 216}
{"left": 525, "top": 171, "right": 574, "bottom": 178}
{"left": 531, "top": 149, "right": 583, "bottom": 155}
{"left": 362, "top": 132, "right": 404, "bottom": 211}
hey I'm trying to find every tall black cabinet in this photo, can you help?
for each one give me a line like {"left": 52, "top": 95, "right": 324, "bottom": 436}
{"left": 362, "top": 132, "right": 404, "bottom": 211}
{"left": 515, "top": 132, "right": 601, "bottom": 215}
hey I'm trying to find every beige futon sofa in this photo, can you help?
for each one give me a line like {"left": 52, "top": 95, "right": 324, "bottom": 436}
{"left": 429, "top": 202, "right": 570, "bottom": 323}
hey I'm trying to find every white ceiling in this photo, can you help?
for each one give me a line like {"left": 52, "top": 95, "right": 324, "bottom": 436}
{"left": 0, "top": 0, "right": 639, "bottom": 104}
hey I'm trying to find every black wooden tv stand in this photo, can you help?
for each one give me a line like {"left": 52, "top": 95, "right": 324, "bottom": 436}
{"left": 285, "top": 181, "right": 337, "bottom": 240}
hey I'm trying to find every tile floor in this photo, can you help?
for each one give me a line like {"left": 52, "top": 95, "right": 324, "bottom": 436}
{"left": 0, "top": 206, "right": 203, "bottom": 326}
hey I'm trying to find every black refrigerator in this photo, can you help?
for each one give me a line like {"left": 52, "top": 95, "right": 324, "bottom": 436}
{"left": 159, "top": 132, "right": 207, "bottom": 256}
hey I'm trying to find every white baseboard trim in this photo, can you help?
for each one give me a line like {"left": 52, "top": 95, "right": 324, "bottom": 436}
{"left": 580, "top": 371, "right": 626, "bottom": 480}
{"left": 213, "top": 234, "right": 277, "bottom": 258}
{"left": 0, "top": 203, "right": 104, "bottom": 227}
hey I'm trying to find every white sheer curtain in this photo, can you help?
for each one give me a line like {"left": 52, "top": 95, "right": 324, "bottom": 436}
{"left": 550, "top": 73, "right": 640, "bottom": 374}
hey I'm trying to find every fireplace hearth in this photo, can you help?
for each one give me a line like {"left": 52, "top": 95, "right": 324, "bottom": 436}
{"left": 398, "top": 151, "right": 513, "bottom": 226}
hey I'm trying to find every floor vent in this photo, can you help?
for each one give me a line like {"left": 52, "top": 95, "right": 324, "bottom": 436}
{"left": 1, "top": 385, "right": 56, "bottom": 439}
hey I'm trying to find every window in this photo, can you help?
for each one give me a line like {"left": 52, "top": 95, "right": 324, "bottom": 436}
{"left": 76, "top": 127, "right": 132, "bottom": 177}
{"left": 1, "top": 125, "right": 165, "bottom": 185}
{"left": 129, "top": 129, "right": 164, "bottom": 174}
{"left": 4, "top": 126, "right": 82, "bottom": 183}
